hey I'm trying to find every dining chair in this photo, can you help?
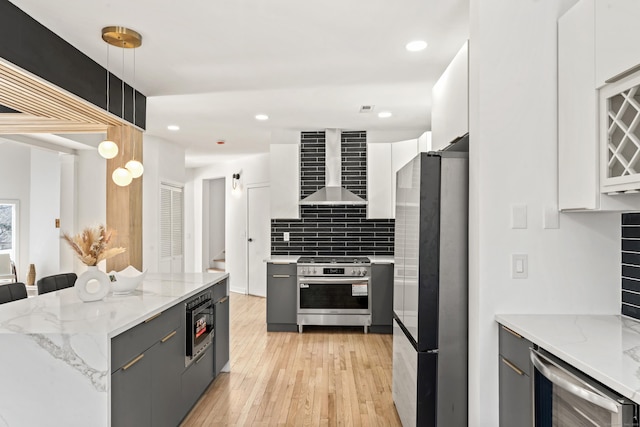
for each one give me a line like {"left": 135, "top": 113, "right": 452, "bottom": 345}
{"left": 0, "top": 254, "right": 17, "bottom": 283}
{"left": 0, "top": 282, "right": 27, "bottom": 304}
{"left": 37, "top": 273, "right": 77, "bottom": 295}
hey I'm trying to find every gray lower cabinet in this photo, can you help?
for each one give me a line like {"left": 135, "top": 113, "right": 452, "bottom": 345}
{"left": 498, "top": 324, "right": 533, "bottom": 427}
{"left": 266, "top": 262, "right": 298, "bottom": 332}
{"left": 151, "top": 328, "right": 184, "bottom": 427}
{"left": 370, "top": 263, "right": 393, "bottom": 334}
{"left": 111, "top": 347, "right": 152, "bottom": 427}
{"left": 214, "top": 293, "right": 230, "bottom": 376}
{"left": 181, "top": 345, "right": 214, "bottom": 409}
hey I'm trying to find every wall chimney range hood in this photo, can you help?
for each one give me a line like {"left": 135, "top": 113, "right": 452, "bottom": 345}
{"left": 300, "top": 129, "right": 367, "bottom": 205}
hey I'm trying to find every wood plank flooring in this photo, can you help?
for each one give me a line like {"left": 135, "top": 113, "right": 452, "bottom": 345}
{"left": 181, "top": 293, "right": 402, "bottom": 426}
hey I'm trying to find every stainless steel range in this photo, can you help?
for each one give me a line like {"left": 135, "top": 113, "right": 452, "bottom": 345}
{"left": 297, "top": 257, "right": 371, "bottom": 333}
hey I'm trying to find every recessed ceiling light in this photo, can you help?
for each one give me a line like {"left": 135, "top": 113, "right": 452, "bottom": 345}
{"left": 167, "top": 125, "right": 180, "bottom": 131}
{"left": 406, "top": 40, "right": 428, "bottom": 52}
{"left": 255, "top": 114, "right": 269, "bottom": 121}
{"left": 378, "top": 111, "right": 392, "bottom": 118}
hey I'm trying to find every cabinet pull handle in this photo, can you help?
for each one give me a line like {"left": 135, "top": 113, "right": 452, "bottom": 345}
{"left": 161, "top": 330, "right": 177, "bottom": 343}
{"left": 501, "top": 325, "right": 522, "bottom": 339}
{"left": 195, "top": 353, "right": 206, "bottom": 364}
{"left": 605, "top": 63, "right": 640, "bottom": 84}
{"left": 218, "top": 296, "right": 229, "bottom": 304}
{"left": 501, "top": 357, "right": 524, "bottom": 376}
{"left": 122, "top": 354, "right": 144, "bottom": 371}
{"left": 144, "top": 312, "right": 162, "bottom": 323}
{"left": 272, "top": 274, "right": 290, "bottom": 278}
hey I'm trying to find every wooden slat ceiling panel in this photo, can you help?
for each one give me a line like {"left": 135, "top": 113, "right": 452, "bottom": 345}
{"left": 0, "top": 59, "right": 124, "bottom": 131}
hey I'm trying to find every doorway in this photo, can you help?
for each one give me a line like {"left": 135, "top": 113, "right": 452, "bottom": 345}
{"left": 203, "top": 178, "right": 226, "bottom": 272}
{"left": 246, "top": 185, "right": 270, "bottom": 297}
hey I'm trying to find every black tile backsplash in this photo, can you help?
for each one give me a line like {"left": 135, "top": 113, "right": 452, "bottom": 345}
{"left": 622, "top": 212, "right": 640, "bottom": 320}
{"left": 271, "top": 130, "right": 395, "bottom": 256}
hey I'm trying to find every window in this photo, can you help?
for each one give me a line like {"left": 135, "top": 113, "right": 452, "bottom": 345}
{"left": 0, "top": 200, "right": 18, "bottom": 264}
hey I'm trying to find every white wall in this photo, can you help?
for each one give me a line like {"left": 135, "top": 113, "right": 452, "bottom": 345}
{"left": 142, "top": 135, "right": 186, "bottom": 273}
{"left": 59, "top": 154, "right": 77, "bottom": 272}
{"left": 188, "top": 153, "right": 270, "bottom": 294}
{"left": 0, "top": 141, "right": 31, "bottom": 281}
{"left": 468, "top": 1, "right": 631, "bottom": 425}
{"left": 29, "top": 149, "right": 61, "bottom": 278}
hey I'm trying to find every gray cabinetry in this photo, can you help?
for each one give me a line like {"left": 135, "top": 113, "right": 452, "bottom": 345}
{"left": 266, "top": 262, "right": 298, "bottom": 332}
{"left": 111, "top": 306, "right": 182, "bottom": 427}
{"left": 498, "top": 324, "right": 532, "bottom": 427}
{"left": 214, "top": 291, "right": 230, "bottom": 376}
{"left": 370, "top": 263, "right": 393, "bottom": 333}
{"left": 181, "top": 345, "right": 214, "bottom": 409}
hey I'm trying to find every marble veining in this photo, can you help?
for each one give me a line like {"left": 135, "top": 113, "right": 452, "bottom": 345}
{"left": 0, "top": 272, "right": 228, "bottom": 427}
{"left": 496, "top": 314, "right": 640, "bottom": 404}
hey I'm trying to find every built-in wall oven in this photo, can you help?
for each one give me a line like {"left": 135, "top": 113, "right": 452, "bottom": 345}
{"left": 297, "top": 257, "right": 371, "bottom": 333}
{"left": 531, "top": 348, "right": 638, "bottom": 426}
{"left": 185, "top": 291, "right": 214, "bottom": 366}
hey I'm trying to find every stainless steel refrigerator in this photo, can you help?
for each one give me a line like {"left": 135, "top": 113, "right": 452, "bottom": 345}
{"left": 392, "top": 134, "right": 468, "bottom": 427}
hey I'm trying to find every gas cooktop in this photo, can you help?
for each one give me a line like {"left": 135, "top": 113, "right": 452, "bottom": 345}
{"left": 297, "top": 256, "right": 370, "bottom": 265}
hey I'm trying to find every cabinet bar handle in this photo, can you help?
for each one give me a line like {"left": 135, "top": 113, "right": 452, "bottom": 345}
{"left": 605, "top": 63, "right": 640, "bottom": 84}
{"left": 272, "top": 262, "right": 291, "bottom": 265}
{"left": 501, "top": 357, "right": 524, "bottom": 376}
{"left": 144, "top": 312, "right": 162, "bottom": 323}
{"left": 195, "top": 353, "right": 206, "bottom": 364}
{"left": 218, "top": 296, "right": 229, "bottom": 304}
{"left": 272, "top": 274, "right": 290, "bottom": 278}
{"left": 122, "top": 354, "right": 144, "bottom": 371}
{"left": 161, "top": 330, "right": 177, "bottom": 343}
{"left": 501, "top": 325, "right": 522, "bottom": 339}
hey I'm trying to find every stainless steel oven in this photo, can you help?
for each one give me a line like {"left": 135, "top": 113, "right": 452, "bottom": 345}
{"left": 297, "top": 257, "right": 371, "bottom": 333}
{"left": 531, "top": 348, "right": 638, "bottom": 427}
{"left": 185, "top": 291, "right": 214, "bottom": 366}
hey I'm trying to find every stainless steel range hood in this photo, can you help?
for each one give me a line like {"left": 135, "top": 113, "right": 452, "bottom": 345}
{"left": 299, "top": 129, "right": 367, "bottom": 205}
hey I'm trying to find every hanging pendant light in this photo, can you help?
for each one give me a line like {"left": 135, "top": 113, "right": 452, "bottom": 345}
{"left": 98, "top": 41, "right": 118, "bottom": 159}
{"left": 125, "top": 40, "right": 143, "bottom": 179}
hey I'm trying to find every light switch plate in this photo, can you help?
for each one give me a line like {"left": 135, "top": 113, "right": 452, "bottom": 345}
{"left": 511, "top": 205, "right": 527, "bottom": 229}
{"left": 283, "top": 232, "right": 290, "bottom": 242}
{"left": 511, "top": 254, "right": 528, "bottom": 279}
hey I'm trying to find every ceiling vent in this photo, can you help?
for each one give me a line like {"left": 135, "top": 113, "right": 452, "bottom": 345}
{"left": 359, "top": 105, "right": 374, "bottom": 113}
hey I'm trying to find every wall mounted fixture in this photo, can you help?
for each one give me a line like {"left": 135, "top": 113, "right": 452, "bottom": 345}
{"left": 232, "top": 173, "right": 241, "bottom": 195}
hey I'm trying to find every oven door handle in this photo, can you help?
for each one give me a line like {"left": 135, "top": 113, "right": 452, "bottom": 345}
{"left": 299, "top": 277, "right": 369, "bottom": 284}
{"left": 530, "top": 350, "right": 619, "bottom": 414}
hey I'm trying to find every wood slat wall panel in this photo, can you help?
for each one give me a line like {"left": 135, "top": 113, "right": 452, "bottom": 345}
{"left": 181, "top": 294, "right": 402, "bottom": 426}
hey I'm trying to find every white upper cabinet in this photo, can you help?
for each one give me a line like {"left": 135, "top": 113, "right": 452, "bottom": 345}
{"left": 558, "top": 0, "right": 640, "bottom": 210}
{"left": 270, "top": 142, "right": 300, "bottom": 219}
{"left": 367, "top": 137, "right": 426, "bottom": 219}
{"left": 595, "top": 0, "right": 640, "bottom": 88}
{"left": 431, "top": 41, "right": 469, "bottom": 150}
{"left": 558, "top": 0, "right": 598, "bottom": 210}
{"left": 367, "top": 143, "right": 393, "bottom": 219}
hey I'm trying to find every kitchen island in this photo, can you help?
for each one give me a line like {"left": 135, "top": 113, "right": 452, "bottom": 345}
{"left": 0, "top": 272, "right": 229, "bottom": 427}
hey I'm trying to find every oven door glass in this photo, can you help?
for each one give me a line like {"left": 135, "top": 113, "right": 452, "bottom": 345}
{"left": 299, "top": 280, "right": 369, "bottom": 310}
{"left": 187, "top": 301, "right": 213, "bottom": 357}
{"left": 531, "top": 349, "right": 635, "bottom": 427}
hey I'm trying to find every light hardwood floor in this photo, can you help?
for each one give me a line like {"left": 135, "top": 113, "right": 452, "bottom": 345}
{"left": 181, "top": 293, "right": 402, "bottom": 426}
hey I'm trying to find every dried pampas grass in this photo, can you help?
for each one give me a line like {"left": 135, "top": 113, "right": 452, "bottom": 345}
{"left": 62, "top": 224, "right": 126, "bottom": 266}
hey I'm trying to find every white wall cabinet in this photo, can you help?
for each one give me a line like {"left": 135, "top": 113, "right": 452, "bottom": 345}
{"left": 431, "top": 41, "right": 469, "bottom": 151}
{"left": 595, "top": 0, "right": 640, "bottom": 89}
{"left": 367, "top": 138, "right": 426, "bottom": 219}
{"left": 269, "top": 143, "right": 300, "bottom": 219}
{"left": 558, "top": 0, "right": 640, "bottom": 210}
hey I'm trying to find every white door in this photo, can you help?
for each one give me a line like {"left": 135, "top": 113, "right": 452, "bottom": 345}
{"left": 160, "top": 183, "right": 184, "bottom": 274}
{"left": 247, "top": 185, "right": 270, "bottom": 297}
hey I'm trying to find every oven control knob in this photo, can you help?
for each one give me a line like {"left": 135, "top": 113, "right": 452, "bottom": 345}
{"left": 361, "top": 270, "right": 367, "bottom": 276}
{"left": 312, "top": 268, "right": 317, "bottom": 274}
{"left": 351, "top": 269, "right": 356, "bottom": 275}
{"left": 301, "top": 268, "right": 307, "bottom": 275}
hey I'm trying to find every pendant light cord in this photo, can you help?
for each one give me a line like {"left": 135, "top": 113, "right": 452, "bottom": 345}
{"left": 132, "top": 46, "right": 137, "bottom": 161}
{"left": 120, "top": 40, "right": 125, "bottom": 164}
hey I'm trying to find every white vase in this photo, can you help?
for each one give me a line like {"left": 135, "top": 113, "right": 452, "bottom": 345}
{"left": 75, "top": 266, "right": 110, "bottom": 302}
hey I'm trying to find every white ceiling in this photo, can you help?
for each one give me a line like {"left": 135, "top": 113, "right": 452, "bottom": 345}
{"left": 8, "top": 0, "right": 469, "bottom": 168}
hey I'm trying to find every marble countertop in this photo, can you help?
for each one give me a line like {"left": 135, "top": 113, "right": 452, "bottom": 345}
{"left": 0, "top": 271, "right": 229, "bottom": 338}
{"left": 368, "top": 256, "right": 394, "bottom": 263}
{"left": 0, "top": 272, "right": 228, "bottom": 427}
{"left": 264, "top": 255, "right": 299, "bottom": 263}
{"left": 496, "top": 314, "right": 640, "bottom": 404}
